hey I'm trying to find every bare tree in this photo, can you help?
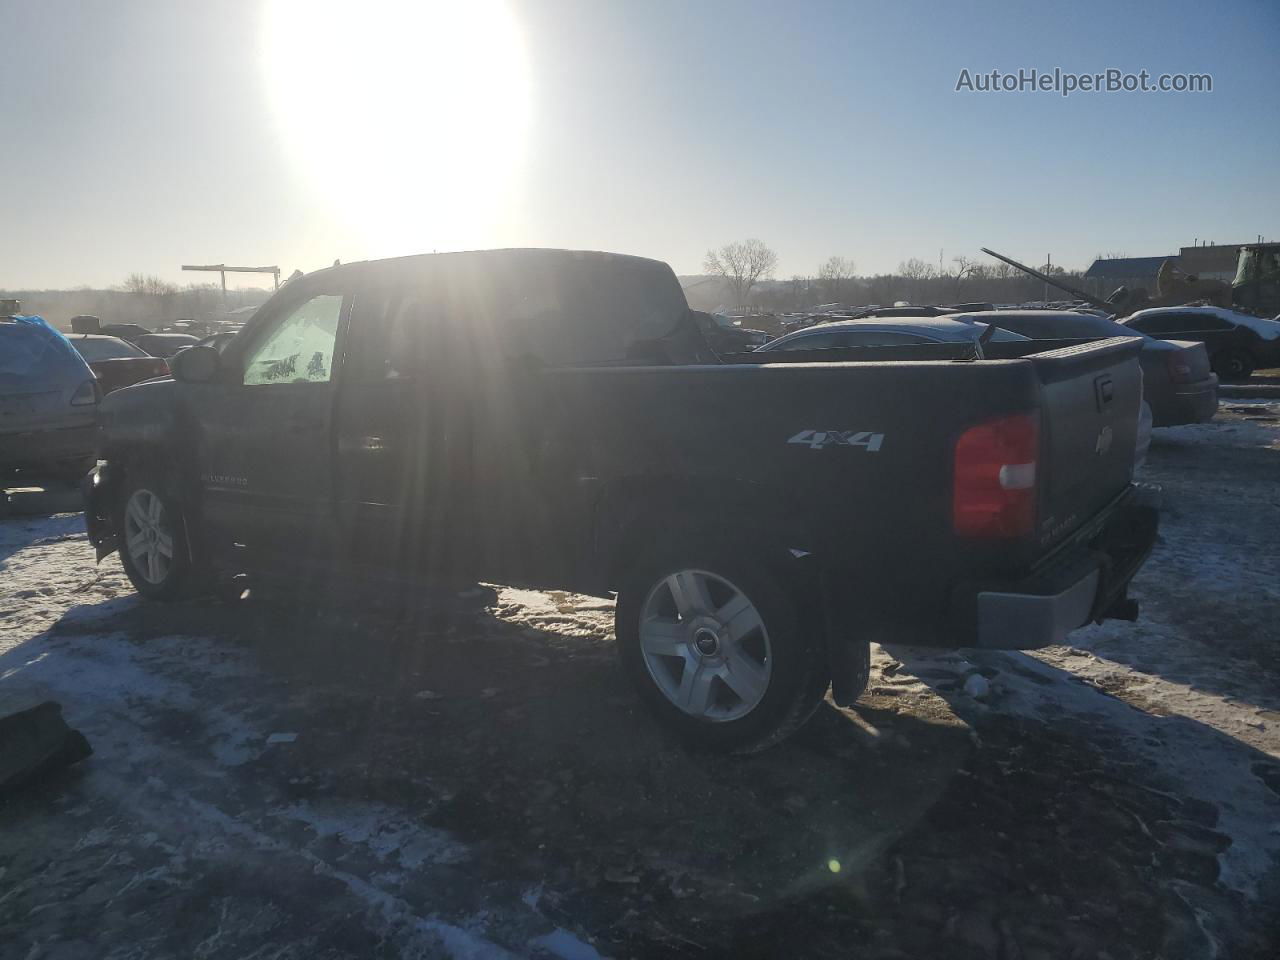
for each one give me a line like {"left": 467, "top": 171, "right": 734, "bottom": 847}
{"left": 789, "top": 274, "right": 817, "bottom": 309}
{"left": 897, "top": 258, "right": 936, "bottom": 282}
{"left": 123, "top": 273, "right": 178, "bottom": 297}
{"left": 817, "top": 256, "right": 856, "bottom": 303}
{"left": 703, "top": 239, "right": 778, "bottom": 307}
{"left": 952, "top": 255, "right": 981, "bottom": 299}
{"left": 897, "top": 258, "right": 935, "bottom": 302}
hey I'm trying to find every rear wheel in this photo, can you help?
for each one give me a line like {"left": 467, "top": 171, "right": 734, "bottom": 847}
{"left": 117, "top": 479, "right": 195, "bottom": 600}
{"left": 1212, "top": 349, "right": 1255, "bottom": 381}
{"left": 616, "top": 547, "right": 829, "bottom": 753}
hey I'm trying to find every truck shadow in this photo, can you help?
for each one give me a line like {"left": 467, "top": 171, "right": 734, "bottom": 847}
{"left": 8, "top": 587, "right": 1280, "bottom": 957}
{"left": 14, "top": 583, "right": 976, "bottom": 955}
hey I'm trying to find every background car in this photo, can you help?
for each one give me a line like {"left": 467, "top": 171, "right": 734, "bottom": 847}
{"left": 951, "top": 310, "right": 1218, "bottom": 428}
{"left": 134, "top": 332, "right": 201, "bottom": 358}
{"left": 68, "top": 334, "right": 171, "bottom": 394}
{"left": 196, "top": 331, "right": 240, "bottom": 352}
{"left": 99, "top": 322, "right": 153, "bottom": 343}
{"left": 691, "top": 310, "right": 772, "bottom": 353}
{"left": 858, "top": 305, "right": 957, "bottom": 318}
{"left": 1119, "top": 306, "right": 1280, "bottom": 381}
{"left": 757, "top": 317, "right": 1029, "bottom": 354}
{"left": 1, "top": 316, "right": 100, "bottom": 487}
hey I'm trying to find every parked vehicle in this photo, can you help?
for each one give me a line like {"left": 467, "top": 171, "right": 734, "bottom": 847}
{"left": 69, "top": 335, "right": 170, "bottom": 395}
{"left": 159, "top": 319, "right": 216, "bottom": 337}
{"left": 84, "top": 249, "right": 1158, "bottom": 752}
{"left": 196, "top": 331, "right": 240, "bottom": 352}
{"left": 862, "top": 305, "right": 956, "bottom": 318}
{"left": 1, "top": 316, "right": 100, "bottom": 487}
{"left": 692, "top": 311, "right": 771, "bottom": 353}
{"left": 1119, "top": 306, "right": 1280, "bottom": 381}
{"left": 100, "top": 323, "right": 153, "bottom": 343}
{"left": 134, "top": 333, "right": 201, "bottom": 358}
{"left": 758, "top": 317, "right": 1029, "bottom": 356}
{"left": 952, "top": 311, "right": 1218, "bottom": 428}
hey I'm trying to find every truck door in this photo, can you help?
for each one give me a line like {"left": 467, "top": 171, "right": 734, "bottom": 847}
{"left": 334, "top": 277, "right": 475, "bottom": 578}
{"left": 195, "top": 281, "right": 348, "bottom": 567}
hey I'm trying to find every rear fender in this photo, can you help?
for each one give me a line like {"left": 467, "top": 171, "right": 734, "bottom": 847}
{"left": 596, "top": 477, "right": 867, "bottom": 700}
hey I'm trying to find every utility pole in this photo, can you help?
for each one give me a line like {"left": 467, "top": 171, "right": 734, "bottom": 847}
{"left": 1043, "top": 253, "right": 1050, "bottom": 304}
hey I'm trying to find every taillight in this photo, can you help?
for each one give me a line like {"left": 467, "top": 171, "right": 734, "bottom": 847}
{"left": 70, "top": 379, "right": 101, "bottom": 406}
{"left": 953, "top": 412, "right": 1039, "bottom": 538}
{"left": 1165, "top": 352, "right": 1193, "bottom": 383}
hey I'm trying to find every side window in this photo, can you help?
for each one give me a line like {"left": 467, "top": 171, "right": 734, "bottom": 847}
{"left": 243, "top": 294, "right": 344, "bottom": 385}
{"left": 344, "top": 285, "right": 438, "bottom": 384}
{"left": 1191, "top": 315, "right": 1231, "bottom": 331}
{"left": 1127, "top": 314, "right": 1171, "bottom": 335}
{"left": 838, "top": 331, "right": 933, "bottom": 346}
{"left": 779, "top": 332, "right": 839, "bottom": 351}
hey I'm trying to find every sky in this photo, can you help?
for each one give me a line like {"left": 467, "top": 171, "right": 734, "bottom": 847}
{"left": 2, "top": 0, "right": 1278, "bottom": 290}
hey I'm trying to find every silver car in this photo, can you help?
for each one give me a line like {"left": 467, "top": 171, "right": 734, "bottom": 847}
{"left": 757, "top": 317, "right": 1030, "bottom": 354}
{"left": 1, "top": 316, "right": 100, "bottom": 487}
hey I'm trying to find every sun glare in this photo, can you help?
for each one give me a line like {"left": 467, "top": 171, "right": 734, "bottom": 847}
{"left": 261, "top": 0, "right": 530, "bottom": 257}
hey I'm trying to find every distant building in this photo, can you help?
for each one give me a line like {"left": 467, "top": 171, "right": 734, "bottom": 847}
{"left": 1083, "top": 256, "right": 1174, "bottom": 296}
{"left": 1178, "top": 243, "right": 1245, "bottom": 282}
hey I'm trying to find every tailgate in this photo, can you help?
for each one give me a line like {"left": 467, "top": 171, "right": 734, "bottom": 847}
{"left": 1029, "top": 337, "right": 1144, "bottom": 550}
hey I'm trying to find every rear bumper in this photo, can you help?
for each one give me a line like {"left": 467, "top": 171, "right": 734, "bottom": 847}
{"left": 957, "top": 485, "right": 1160, "bottom": 650}
{"left": 1149, "top": 375, "right": 1218, "bottom": 427}
{"left": 1, "top": 423, "right": 97, "bottom": 478}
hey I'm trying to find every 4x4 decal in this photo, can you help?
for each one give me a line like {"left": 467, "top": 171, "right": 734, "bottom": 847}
{"left": 787, "top": 430, "right": 885, "bottom": 451}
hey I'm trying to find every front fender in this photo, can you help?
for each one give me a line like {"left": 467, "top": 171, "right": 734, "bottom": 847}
{"left": 82, "top": 462, "right": 121, "bottom": 561}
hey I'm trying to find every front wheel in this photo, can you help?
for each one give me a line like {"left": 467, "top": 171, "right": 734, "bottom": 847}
{"left": 616, "top": 548, "right": 830, "bottom": 753}
{"left": 117, "top": 479, "right": 195, "bottom": 600}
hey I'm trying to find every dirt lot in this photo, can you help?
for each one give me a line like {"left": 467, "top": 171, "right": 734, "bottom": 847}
{"left": 2, "top": 401, "right": 1278, "bottom": 960}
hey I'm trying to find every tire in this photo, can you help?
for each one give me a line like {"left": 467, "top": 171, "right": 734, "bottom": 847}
{"left": 1212, "top": 350, "right": 1255, "bottom": 382}
{"left": 115, "top": 474, "right": 198, "bottom": 600}
{"left": 616, "top": 545, "right": 830, "bottom": 754}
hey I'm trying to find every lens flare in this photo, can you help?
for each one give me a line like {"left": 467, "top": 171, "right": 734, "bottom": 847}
{"left": 262, "top": 0, "right": 531, "bottom": 257}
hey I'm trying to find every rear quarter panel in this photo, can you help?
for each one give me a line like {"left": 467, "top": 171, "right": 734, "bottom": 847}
{"left": 544, "top": 360, "right": 1044, "bottom": 637}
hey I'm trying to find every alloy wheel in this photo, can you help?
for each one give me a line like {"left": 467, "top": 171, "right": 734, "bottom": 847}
{"left": 638, "top": 569, "right": 773, "bottom": 722}
{"left": 124, "top": 488, "right": 175, "bottom": 585}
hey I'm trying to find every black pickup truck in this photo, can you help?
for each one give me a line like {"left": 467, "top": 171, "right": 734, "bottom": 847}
{"left": 85, "top": 249, "right": 1158, "bottom": 752}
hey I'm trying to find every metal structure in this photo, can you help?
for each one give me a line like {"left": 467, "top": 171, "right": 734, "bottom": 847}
{"left": 981, "top": 247, "right": 1233, "bottom": 317}
{"left": 181, "top": 263, "right": 280, "bottom": 298}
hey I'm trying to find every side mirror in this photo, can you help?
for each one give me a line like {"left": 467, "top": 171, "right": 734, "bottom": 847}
{"left": 170, "top": 344, "right": 221, "bottom": 383}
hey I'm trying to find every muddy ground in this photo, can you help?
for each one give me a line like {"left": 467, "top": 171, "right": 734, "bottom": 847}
{"left": 1, "top": 400, "right": 1278, "bottom": 959}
